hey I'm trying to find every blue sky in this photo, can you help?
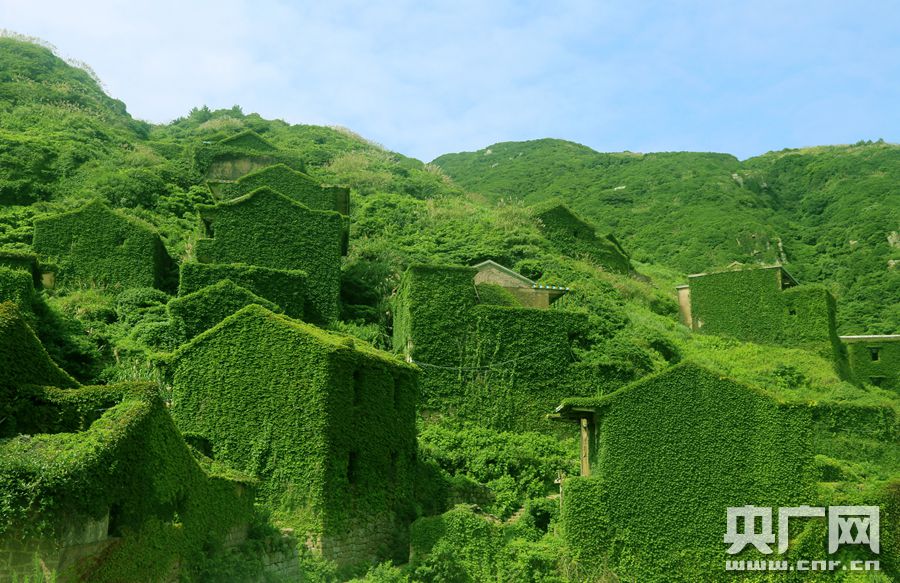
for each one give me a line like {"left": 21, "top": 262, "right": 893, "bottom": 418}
{"left": 3, "top": 0, "right": 898, "bottom": 161}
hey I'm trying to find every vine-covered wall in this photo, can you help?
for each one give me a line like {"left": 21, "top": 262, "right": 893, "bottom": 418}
{"left": 169, "top": 305, "right": 418, "bottom": 566}
{"left": 32, "top": 200, "right": 175, "bottom": 292}
{"left": 0, "top": 382, "right": 255, "bottom": 582}
{"left": 560, "top": 362, "right": 816, "bottom": 582}
{"left": 179, "top": 261, "right": 308, "bottom": 320}
{"left": 532, "top": 200, "right": 632, "bottom": 274}
{"left": 393, "top": 264, "right": 596, "bottom": 431}
{"left": 688, "top": 267, "right": 848, "bottom": 373}
{"left": 216, "top": 163, "right": 350, "bottom": 215}
{"left": 844, "top": 339, "right": 900, "bottom": 391}
{"left": 195, "top": 187, "right": 343, "bottom": 323}
{"left": 168, "top": 278, "right": 281, "bottom": 340}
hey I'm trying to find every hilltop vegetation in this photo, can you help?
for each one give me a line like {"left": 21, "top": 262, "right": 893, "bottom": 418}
{"left": 434, "top": 139, "right": 900, "bottom": 334}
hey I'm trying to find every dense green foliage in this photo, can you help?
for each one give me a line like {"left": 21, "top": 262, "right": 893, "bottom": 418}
{"left": 394, "top": 265, "right": 615, "bottom": 431}
{"left": 0, "top": 382, "right": 260, "bottom": 582}
{"left": 0, "top": 37, "right": 896, "bottom": 581}
{"left": 0, "top": 265, "right": 35, "bottom": 313}
{"left": 435, "top": 139, "right": 900, "bottom": 334}
{"left": 844, "top": 339, "right": 900, "bottom": 390}
{"left": 532, "top": 200, "right": 631, "bottom": 274}
{"left": 196, "top": 188, "right": 343, "bottom": 323}
{"left": 169, "top": 305, "right": 418, "bottom": 564}
{"left": 0, "top": 301, "right": 78, "bottom": 436}
{"left": 168, "top": 279, "right": 281, "bottom": 340}
{"left": 215, "top": 163, "right": 350, "bottom": 215}
{"left": 689, "top": 267, "right": 848, "bottom": 371}
{"left": 179, "top": 261, "right": 307, "bottom": 320}
{"left": 559, "top": 362, "right": 817, "bottom": 581}
{"left": 32, "top": 200, "right": 175, "bottom": 292}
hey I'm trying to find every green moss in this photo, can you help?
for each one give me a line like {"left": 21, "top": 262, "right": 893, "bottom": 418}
{"left": 559, "top": 362, "right": 817, "bottom": 582}
{"left": 179, "top": 261, "right": 307, "bottom": 320}
{"left": 195, "top": 187, "right": 343, "bottom": 323}
{"left": 169, "top": 305, "right": 418, "bottom": 563}
{"left": 168, "top": 279, "right": 280, "bottom": 340}
{"left": 32, "top": 200, "right": 174, "bottom": 292}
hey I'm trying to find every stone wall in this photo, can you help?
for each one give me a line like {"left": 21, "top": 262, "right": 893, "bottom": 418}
{"left": 0, "top": 512, "right": 112, "bottom": 581}
{"left": 306, "top": 512, "right": 402, "bottom": 568}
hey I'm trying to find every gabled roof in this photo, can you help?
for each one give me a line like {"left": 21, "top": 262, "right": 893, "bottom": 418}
{"left": 217, "top": 130, "right": 277, "bottom": 152}
{"left": 472, "top": 260, "right": 535, "bottom": 286}
{"left": 35, "top": 199, "right": 159, "bottom": 234}
{"left": 0, "top": 301, "right": 78, "bottom": 389}
{"left": 198, "top": 186, "right": 341, "bottom": 221}
{"left": 551, "top": 361, "right": 778, "bottom": 420}
{"left": 170, "top": 304, "right": 415, "bottom": 370}
{"left": 687, "top": 264, "right": 799, "bottom": 287}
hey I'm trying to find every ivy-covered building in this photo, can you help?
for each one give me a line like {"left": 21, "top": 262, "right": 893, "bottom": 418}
{"left": 169, "top": 304, "right": 419, "bottom": 567}
{"left": 32, "top": 200, "right": 175, "bottom": 292}
{"left": 840, "top": 334, "right": 900, "bottom": 391}
{"left": 531, "top": 200, "right": 632, "bottom": 273}
{"left": 195, "top": 187, "right": 345, "bottom": 323}
{"left": 552, "top": 362, "right": 817, "bottom": 581}
{"left": 212, "top": 163, "right": 350, "bottom": 216}
{"left": 178, "top": 261, "right": 308, "bottom": 320}
{"left": 472, "top": 260, "right": 569, "bottom": 309}
{"left": 0, "top": 302, "right": 256, "bottom": 582}
{"left": 676, "top": 265, "right": 848, "bottom": 371}
{"left": 553, "top": 359, "right": 899, "bottom": 581}
{"left": 393, "top": 263, "right": 595, "bottom": 431}
{"left": 196, "top": 130, "right": 301, "bottom": 180}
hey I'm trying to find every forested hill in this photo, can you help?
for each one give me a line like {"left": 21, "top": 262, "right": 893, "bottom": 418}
{"left": 434, "top": 139, "right": 900, "bottom": 334}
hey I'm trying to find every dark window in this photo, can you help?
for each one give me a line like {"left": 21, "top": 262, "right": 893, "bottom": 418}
{"left": 392, "top": 376, "right": 402, "bottom": 411}
{"left": 107, "top": 504, "right": 123, "bottom": 537}
{"left": 347, "top": 451, "right": 359, "bottom": 484}
{"left": 389, "top": 450, "right": 399, "bottom": 481}
{"left": 788, "top": 308, "right": 797, "bottom": 316}
{"left": 869, "top": 376, "right": 885, "bottom": 387}
{"left": 869, "top": 347, "right": 881, "bottom": 361}
{"left": 352, "top": 370, "right": 363, "bottom": 405}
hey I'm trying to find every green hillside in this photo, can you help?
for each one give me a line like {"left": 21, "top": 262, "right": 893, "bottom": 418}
{"left": 434, "top": 139, "right": 900, "bottom": 333}
{"left": 0, "top": 36, "right": 897, "bottom": 583}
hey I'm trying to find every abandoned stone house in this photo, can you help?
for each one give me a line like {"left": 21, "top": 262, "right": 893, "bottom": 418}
{"left": 531, "top": 201, "right": 632, "bottom": 274}
{"left": 393, "top": 262, "right": 597, "bottom": 431}
{"left": 169, "top": 304, "right": 419, "bottom": 567}
{"left": 676, "top": 264, "right": 898, "bottom": 388}
{"left": 31, "top": 200, "right": 174, "bottom": 291}
{"left": 211, "top": 163, "right": 351, "bottom": 216}
{"left": 675, "top": 264, "right": 844, "bottom": 366}
{"left": 193, "top": 186, "right": 345, "bottom": 324}
{"left": 200, "top": 130, "right": 284, "bottom": 181}
{"left": 551, "top": 361, "right": 817, "bottom": 580}
{"left": 0, "top": 302, "right": 258, "bottom": 582}
{"left": 473, "top": 259, "right": 569, "bottom": 309}
{"left": 840, "top": 334, "right": 900, "bottom": 390}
